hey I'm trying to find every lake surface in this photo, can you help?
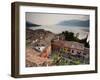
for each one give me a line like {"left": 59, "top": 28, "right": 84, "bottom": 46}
{"left": 28, "top": 25, "right": 89, "bottom": 41}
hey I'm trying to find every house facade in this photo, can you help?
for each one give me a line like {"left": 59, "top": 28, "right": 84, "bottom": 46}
{"left": 51, "top": 40, "right": 85, "bottom": 56}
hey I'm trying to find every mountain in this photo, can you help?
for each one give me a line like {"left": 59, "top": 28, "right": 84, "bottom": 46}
{"left": 26, "top": 21, "right": 41, "bottom": 27}
{"left": 58, "top": 20, "right": 89, "bottom": 27}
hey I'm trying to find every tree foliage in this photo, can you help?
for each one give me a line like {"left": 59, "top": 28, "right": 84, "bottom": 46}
{"left": 62, "top": 31, "right": 89, "bottom": 48}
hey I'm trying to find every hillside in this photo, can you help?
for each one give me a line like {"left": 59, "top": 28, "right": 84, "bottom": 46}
{"left": 26, "top": 28, "right": 55, "bottom": 67}
{"left": 26, "top": 28, "right": 55, "bottom": 46}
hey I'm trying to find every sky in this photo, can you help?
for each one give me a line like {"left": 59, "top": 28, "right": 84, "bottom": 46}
{"left": 26, "top": 12, "right": 89, "bottom": 40}
{"left": 26, "top": 12, "right": 89, "bottom": 26}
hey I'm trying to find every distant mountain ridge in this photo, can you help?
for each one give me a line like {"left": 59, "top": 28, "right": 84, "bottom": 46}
{"left": 26, "top": 21, "right": 41, "bottom": 27}
{"left": 58, "top": 20, "right": 89, "bottom": 27}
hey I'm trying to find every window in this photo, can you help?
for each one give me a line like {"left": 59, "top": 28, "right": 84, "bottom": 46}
{"left": 72, "top": 50, "right": 74, "bottom": 53}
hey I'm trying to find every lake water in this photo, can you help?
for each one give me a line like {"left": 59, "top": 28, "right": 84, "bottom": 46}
{"left": 28, "top": 25, "right": 89, "bottom": 41}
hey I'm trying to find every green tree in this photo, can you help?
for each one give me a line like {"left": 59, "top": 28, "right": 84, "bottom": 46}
{"left": 62, "top": 31, "right": 89, "bottom": 48}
